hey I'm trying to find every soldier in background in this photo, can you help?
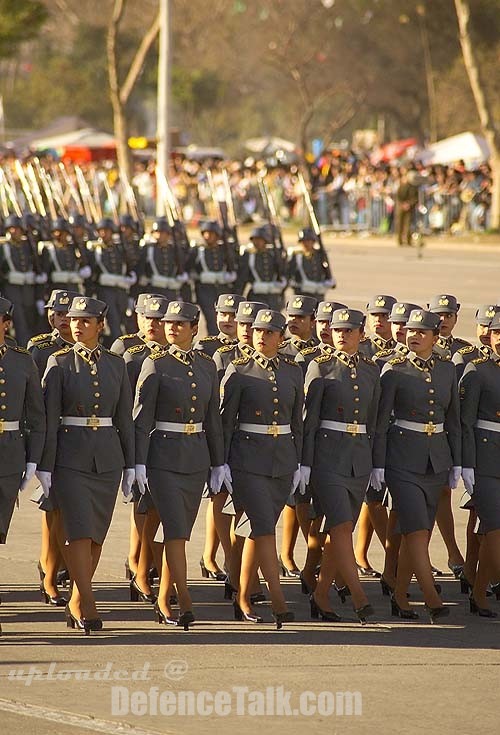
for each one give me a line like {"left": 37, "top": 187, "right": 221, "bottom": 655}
{"left": 138, "top": 218, "right": 188, "bottom": 301}
{"left": 187, "top": 220, "right": 237, "bottom": 335}
{"left": 40, "top": 218, "right": 90, "bottom": 295}
{"left": 28, "top": 289, "right": 80, "bottom": 376}
{"left": 236, "top": 226, "right": 287, "bottom": 312}
{"left": 110, "top": 292, "right": 162, "bottom": 356}
{"left": 287, "top": 228, "right": 335, "bottom": 301}
{"left": 119, "top": 214, "right": 142, "bottom": 334}
{"left": 213, "top": 300, "right": 268, "bottom": 380}
{"left": 88, "top": 218, "right": 137, "bottom": 344}
{"left": 193, "top": 293, "right": 243, "bottom": 357}
{"left": 452, "top": 304, "right": 498, "bottom": 380}
{"left": 396, "top": 170, "right": 419, "bottom": 247}
{"left": 0, "top": 214, "right": 46, "bottom": 345}
{"left": 359, "top": 295, "right": 397, "bottom": 358}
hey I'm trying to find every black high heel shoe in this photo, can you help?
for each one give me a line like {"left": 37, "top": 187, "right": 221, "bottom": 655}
{"left": 199, "top": 558, "right": 226, "bottom": 581}
{"left": 233, "top": 601, "right": 263, "bottom": 623}
{"left": 309, "top": 595, "right": 341, "bottom": 622}
{"left": 459, "top": 572, "right": 472, "bottom": 595}
{"left": 272, "top": 610, "right": 294, "bottom": 630}
{"left": 65, "top": 604, "right": 101, "bottom": 635}
{"left": 354, "top": 604, "right": 375, "bottom": 625}
{"left": 154, "top": 602, "right": 178, "bottom": 626}
{"left": 448, "top": 562, "right": 464, "bottom": 579}
{"left": 300, "top": 572, "right": 315, "bottom": 596}
{"left": 124, "top": 559, "right": 133, "bottom": 581}
{"left": 40, "top": 582, "right": 67, "bottom": 607}
{"left": 130, "top": 576, "right": 157, "bottom": 604}
{"left": 356, "top": 564, "right": 381, "bottom": 578}
{"left": 178, "top": 611, "right": 195, "bottom": 631}
{"left": 491, "top": 582, "right": 500, "bottom": 601}
{"left": 390, "top": 593, "right": 419, "bottom": 620}
{"left": 425, "top": 605, "right": 450, "bottom": 624}
{"left": 335, "top": 585, "right": 351, "bottom": 604}
{"left": 37, "top": 561, "right": 45, "bottom": 583}
{"left": 469, "top": 594, "right": 498, "bottom": 618}
{"left": 278, "top": 556, "right": 301, "bottom": 578}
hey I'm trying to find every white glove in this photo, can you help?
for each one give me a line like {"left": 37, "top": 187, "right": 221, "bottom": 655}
{"left": 223, "top": 271, "right": 237, "bottom": 283}
{"left": 176, "top": 271, "right": 190, "bottom": 283}
{"left": 462, "top": 467, "right": 475, "bottom": 496}
{"left": 78, "top": 265, "right": 92, "bottom": 279}
{"left": 210, "top": 465, "right": 226, "bottom": 494}
{"left": 223, "top": 463, "right": 233, "bottom": 494}
{"left": 36, "top": 299, "right": 45, "bottom": 316}
{"left": 369, "top": 468, "right": 385, "bottom": 491}
{"left": 20, "top": 462, "right": 37, "bottom": 492}
{"left": 35, "top": 470, "right": 52, "bottom": 498}
{"left": 324, "top": 278, "right": 337, "bottom": 289}
{"left": 448, "top": 465, "right": 462, "bottom": 490}
{"left": 124, "top": 271, "right": 137, "bottom": 287}
{"left": 291, "top": 466, "right": 301, "bottom": 493}
{"left": 121, "top": 468, "right": 135, "bottom": 498}
{"left": 135, "top": 464, "right": 148, "bottom": 495}
{"left": 299, "top": 465, "right": 311, "bottom": 495}
{"left": 35, "top": 273, "right": 48, "bottom": 285}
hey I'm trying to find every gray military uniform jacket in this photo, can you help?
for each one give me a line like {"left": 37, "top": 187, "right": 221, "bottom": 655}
{"left": 279, "top": 335, "right": 318, "bottom": 359}
{"left": 194, "top": 333, "right": 238, "bottom": 358}
{"left": 213, "top": 342, "right": 254, "bottom": 382}
{"left": 123, "top": 341, "right": 166, "bottom": 395}
{"left": 40, "top": 343, "right": 134, "bottom": 473}
{"left": 0, "top": 343, "right": 46, "bottom": 476}
{"left": 452, "top": 342, "right": 490, "bottom": 381}
{"left": 459, "top": 353, "right": 500, "bottom": 476}
{"left": 295, "top": 342, "right": 334, "bottom": 375}
{"left": 433, "top": 334, "right": 471, "bottom": 360}
{"left": 373, "top": 352, "right": 461, "bottom": 473}
{"left": 302, "top": 350, "right": 380, "bottom": 476}
{"left": 134, "top": 345, "right": 224, "bottom": 473}
{"left": 359, "top": 335, "right": 395, "bottom": 359}
{"left": 28, "top": 331, "right": 73, "bottom": 378}
{"left": 220, "top": 352, "right": 304, "bottom": 478}
{"left": 110, "top": 331, "right": 146, "bottom": 356}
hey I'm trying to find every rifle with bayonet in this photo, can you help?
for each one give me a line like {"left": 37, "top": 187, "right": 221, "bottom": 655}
{"left": 206, "top": 168, "right": 235, "bottom": 274}
{"left": 297, "top": 169, "right": 333, "bottom": 282}
{"left": 257, "top": 173, "right": 286, "bottom": 282}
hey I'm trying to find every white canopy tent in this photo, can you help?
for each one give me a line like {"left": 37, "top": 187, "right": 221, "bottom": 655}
{"left": 418, "top": 132, "right": 490, "bottom": 167}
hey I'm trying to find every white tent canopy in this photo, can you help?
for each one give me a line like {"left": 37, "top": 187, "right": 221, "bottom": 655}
{"left": 418, "top": 132, "right": 490, "bottom": 167}
{"left": 31, "top": 128, "right": 116, "bottom": 151}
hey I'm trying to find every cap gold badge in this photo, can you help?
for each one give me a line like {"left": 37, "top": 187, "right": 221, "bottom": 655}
{"left": 322, "top": 303, "right": 333, "bottom": 313}
{"left": 242, "top": 304, "right": 253, "bottom": 315}
{"left": 150, "top": 299, "right": 161, "bottom": 311}
{"left": 375, "top": 297, "right": 386, "bottom": 307}
{"left": 395, "top": 304, "right": 406, "bottom": 315}
{"left": 261, "top": 312, "right": 273, "bottom": 323}
{"left": 224, "top": 296, "right": 235, "bottom": 307}
{"left": 170, "top": 302, "right": 181, "bottom": 314}
{"left": 486, "top": 307, "right": 496, "bottom": 318}
{"left": 339, "top": 310, "right": 350, "bottom": 321}
{"left": 75, "top": 298, "right": 87, "bottom": 311}
{"left": 438, "top": 296, "right": 449, "bottom": 306}
{"left": 59, "top": 295, "right": 70, "bottom": 305}
{"left": 292, "top": 298, "right": 303, "bottom": 309}
{"left": 413, "top": 311, "right": 424, "bottom": 322}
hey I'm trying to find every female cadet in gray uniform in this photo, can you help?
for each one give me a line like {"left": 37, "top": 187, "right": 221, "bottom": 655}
{"left": 220, "top": 309, "right": 303, "bottom": 628}
{"left": 372, "top": 309, "right": 461, "bottom": 623}
{"left": 133, "top": 301, "right": 225, "bottom": 630}
{"left": 302, "top": 308, "right": 379, "bottom": 624}
{"left": 38, "top": 296, "right": 135, "bottom": 634}
{"left": 459, "top": 310, "right": 500, "bottom": 618}
{"left": 0, "top": 297, "right": 46, "bottom": 635}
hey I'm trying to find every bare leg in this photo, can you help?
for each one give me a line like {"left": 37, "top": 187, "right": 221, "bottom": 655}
{"left": 401, "top": 530, "right": 443, "bottom": 608}
{"left": 135, "top": 509, "right": 158, "bottom": 594}
{"left": 382, "top": 510, "right": 401, "bottom": 587}
{"left": 330, "top": 522, "right": 368, "bottom": 609}
{"left": 44, "top": 511, "right": 64, "bottom": 598}
{"left": 367, "top": 501, "right": 389, "bottom": 547}
{"left": 463, "top": 510, "right": 479, "bottom": 583}
{"left": 164, "top": 538, "right": 191, "bottom": 613}
{"left": 472, "top": 537, "right": 493, "bottom": 609}
{"left": 296, "top": 501, "right": 312, "bottom": 542}
{"left": 312, "top": 535, "right": 338, "bottom": 613}
{"left": 128, "top": 503, "right": 145, "bottom": 577}
{"left": 435, "top": 487, "right": 464, "bottom": 567}
{"left": 354, "top": 503, "right": 374, "bottom": 568}
{"left": 280, "top": 505, "right": 300, "bottom": 571}
{"left": 255, "top": 535, "right": 289, "bottom": 614}
{"left": 393, "top": 537, "right": 415, "bottom": 610}
{"left": 65, "top": 538, "right": 98, "bottom": 619}
{"left": 202, "top": 501, "right": 222, "bottom": 573}
{"left": 212, "top": 493, "right": 232, "bottom": 571}
{"left": 301, "top": 518, "right": 324, "bottom": 591}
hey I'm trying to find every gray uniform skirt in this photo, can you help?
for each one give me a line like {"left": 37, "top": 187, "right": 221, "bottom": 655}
{"left": 312, "top": 470, "right": 369, "bottom": 531}
{"left": 0, "top": 472, "right": 22, "bottom": 544}
{"left": 52, "top": 467, "right": 121, "bottom": 545}
{"left": 148, "top": 468, "right": 206, "bottom": 541}
{"left": 231, "top": 470, "right": 292, "bottom": 537}
{"left": 386, "top": 468, "right": 448, "bottom": 534}
{"left": 474, "top": 475, "right": 500, "bottom": 534}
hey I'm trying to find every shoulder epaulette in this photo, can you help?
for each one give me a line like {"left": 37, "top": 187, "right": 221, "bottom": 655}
{"left": 52, "top": 345, "right": 73, "bottom": 358}
{"left": 35, "top": 340, "right": 56, "bottom": 351}
{"left": 361, "top": 354, "right": 377, "bottom": 366}
{"left": 127, "top": 343, "right": 148, "bottom": 355}
{"left": 435, "top": 353, "right": 452, "bottom": 361}
{"left": 359, "top": 336, "right": 370, "bottom": 344}
{"left": 119, "top": 333, "right": 139, "bottom": 342}
{"left": 280, "top": 355, "right": 300, "bottom": 367}
{"left": 454, "top": 337, "right": 471, "bottom": 346}
{"left": 388, "top": 356, "right": 406, "bottom": 365}
{"left": 11, "top": 345, "right": 30, "bottom": 355}
{"left": 196, "top": 351, "right": 213, "bottom": 361}
{"left": 471, "top": 356, "right": 488, "bottom": 365}
{"left": 30, "top": 332, "right": 53, "bottom": 344}
{"left": 217, "top": 344, "right": 235, "bottom": 354}
{"left": 457, "top": 344, "right": 475, "bottom": 355}
{"left": 200, "top": 335, "right": 219, "bottom": 343}
{"left": 149, "top": 351, "right": 165, "bottom": 361}
{"left": 232, "top": 356, "right": 251, "bottom": 366}
{"left": 300, "top": 345, "right": 318, "bottom": 356}
{"left": 374, "top": 348, "right": 393, "bottom": 359}
{"left": 314, "top": 354, "right": 333, "bottom": 364}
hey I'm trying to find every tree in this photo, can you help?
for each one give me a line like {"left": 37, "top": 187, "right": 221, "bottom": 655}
{"left": 454, "top": 0, "right": 500, "bottom": 229}
{"left": 0, "top": 0, "right": 47, "bottom": 58}
{"left": 107, "top": 0, "right": 159, "bottom": 182}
